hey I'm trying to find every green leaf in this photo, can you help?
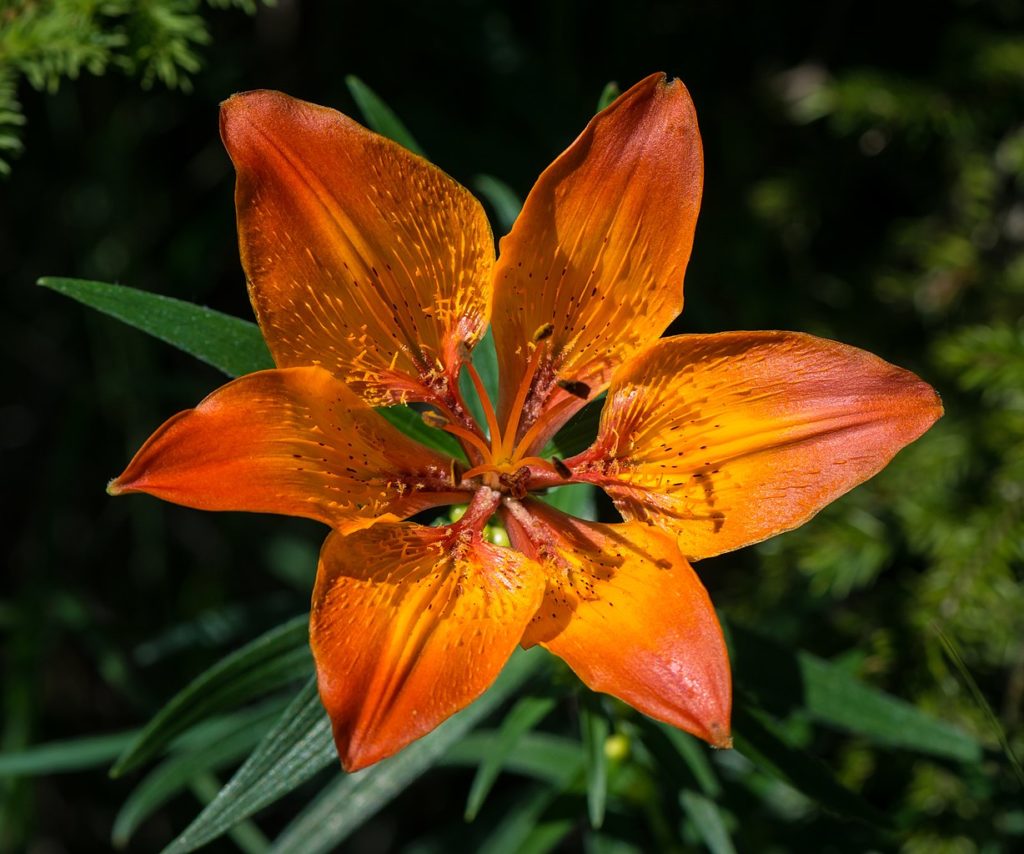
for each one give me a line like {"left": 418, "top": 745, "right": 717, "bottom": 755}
{"left": 442, "top": 731, "right": 582, "bottom": 785}
{"left": 0, "top": 730, "right": 136, "bottom": 777}
{"left": 732, "top": 703, "right": 887, "bottom": 826}
{"left": 729, "top": 622, "right": 983, "bottom": 762}
{"left": 112, "top": 703, "right": 281, "bottom": 848}
{"left": 680, "top": 790, "right": 736, "bottom": 854}
{"left": 580, "top": 699, "right": 609, "bottom": 829}
{"left": 376, "top": 405, "right": 464, "bottom": 458}
{"left": 538, "top": 483, "right": 598, "bottom": 522}
{"left": 113, "top": 614, "right": 310, "bottom": 776}
{"left": 465, "top": 695, "right": 557, "bottom": 821}
{"left": 164, "top": 676, "right": 334, "bottom": 854}
{"left": 188, "top": 772, "right": 271, "bottom": 854}
{"left": 473, "top": 174, "right": 522, "bottom": 233}
{"left": 636, "top": 718, "right": 720, "bottom": 798}
{"left": 38, "top": 277, "right": 272, "bottom": 379}
{"left": 542, "top": 395, "right": 605, "bottom": 458}
{"left": 345, "top": 74, "right": 426, "bottom": 156}
{"left": 596, "top": 81, "right": 621, "bottom": 113}
{"left": 268, "top": 647, "right": 547, "bottom": 854}
{"left": 474, "top": 786, "right": 569, "bottom": 854}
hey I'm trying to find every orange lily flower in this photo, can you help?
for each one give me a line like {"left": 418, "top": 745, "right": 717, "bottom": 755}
{"left": 109, "top": 73, "right": 942, "bottom": 772}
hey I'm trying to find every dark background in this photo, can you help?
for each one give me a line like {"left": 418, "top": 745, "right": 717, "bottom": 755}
{"left": 3, "top": 0, "right": 1022, "bottom": 850}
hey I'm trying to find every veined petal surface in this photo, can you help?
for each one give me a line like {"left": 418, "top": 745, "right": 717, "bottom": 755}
{"left": 110, "top": 367, "right": 465, "bottom": 531}
{"left": 311, "top": 523, "right": 544, "bottom": 771}
{"left": 221, "top": 90, "right": 494, "bottom": 406}
{"left": 490, "top": 72, "right": 703, "bottom": 450}
{"left": 504, "top": 500, "right": 730, "bottom": 746}
{"left": 570, "top": 332, "right": 943, "bottom": 559}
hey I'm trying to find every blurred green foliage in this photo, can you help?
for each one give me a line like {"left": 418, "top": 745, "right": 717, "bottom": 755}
{"left": 2, "top": 0, "right": 1023, "bottom": 851}
{"left": 0, "top": 0, "right": 268, "bottom": 174}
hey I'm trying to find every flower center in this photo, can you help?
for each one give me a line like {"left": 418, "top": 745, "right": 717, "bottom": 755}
{"left": 423, "top": 329, "right": 575, "bottom": 496}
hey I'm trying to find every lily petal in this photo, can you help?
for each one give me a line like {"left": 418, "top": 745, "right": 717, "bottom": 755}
{"left": 571, "top": 332, "right": 943, "bottom": 559}
{"left": 221, "top": 90, "right": 494, "bottom": 406}
{"left": 311, "top": 523, "right": 545, "bottom": 771}
{"left": 490, "top": 72, "right": 702, "bottom": 451}
{"left": 504, "top": 500, "right": 731, "bottom": 747}
{"left": 109, "top": 367, "right": 466, "bottom": 532}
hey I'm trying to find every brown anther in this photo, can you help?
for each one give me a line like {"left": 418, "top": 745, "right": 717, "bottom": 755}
{"left": 499, "top": 467, "right": 531, "bottom": 499}
{"left": 552, "top": 457, "right": 572, "bottom": 479}
{"left": 532, "top": 322, "right": 555, "bottom": 342}
{"left": 556, "top": 378, "right": 591, "bottom": 400}
{"left": 456, "top": 340, "right": 474, "bottom": 363}
{"left": 421, "top": 409, "right": 448, "bottom": 429}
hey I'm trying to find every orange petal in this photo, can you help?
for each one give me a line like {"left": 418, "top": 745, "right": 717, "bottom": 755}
{"left": 221, "top": 91, "right": 494, "bottom": 406}
{"left": 571, "top": 332, "right": 943, "bottom": 559}
{"left": 490, "top": 73, "right": 702, "bottom": 451}
{"left": 505, "top": 500, "right": 731, "bottom": 746}
{"left": 109, "top": 367, "right": 466, "bottom": 532}
{"left": 311, "top": 522, "right": 544, "bottom": 770}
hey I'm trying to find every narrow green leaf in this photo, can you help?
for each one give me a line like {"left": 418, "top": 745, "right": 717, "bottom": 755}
{"left": 473, "top": 174, "right": 522, "bottom": 233}
{"left": 376, "top": 405, "right": 464, "bottom": 458}
{"left": 268, "top": 647, "right": 546, "bottom": 854}
{"left": 732, "top": 703, "right": 887, "bottom": 826}
{"left": 680, "top": 790, "right": 736, "bottom": 854}
{"left": 345, "top": 75, "right": 426, "bottom": 156}
{"left": 936, "top": 625, "right": 1024, "bottom": 785}
{"left": 39, "top": 277, "right": 272, "bottom": 378}
{"left": 596, "top": 81, "right": 621, "bottom": 113}
{"left": 636, "top": 718, "right": 720, "bottom": 797}
{"left": 163, "top": 677, "right": 334, "bottom": 854}
{"left": 729, "top": 621, "right": 983, "bottom": 762}
{"left": 465, "top": 695, "right": 557, "bottom": 820}
{"left": 473, "top": 784, "right": 562, "bottom": 854}
{"left": 112, "top": 703, "right": 282, "bottom": 848}
{"left": 538, "top": 483, "right": 598, "bottom": 522}
{"left": 517, "top": 818, "right": 576, "bottom": 854}
{"left": 188, "top": 772, "right": 271, "bottom": 854}
{"left": 580, "top": 700, "right": 609, "bottom": 829}
{"left": 0, "top": 730, "right": 136, "bottom": 777}
{"left": 113, "top": 614, "right": 310, "bottom": 776}
{"left": 442, "top": 731, "right": 582, "bottom": 785}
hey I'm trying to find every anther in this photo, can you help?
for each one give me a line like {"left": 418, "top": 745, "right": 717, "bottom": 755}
{"left": 532, "top": 322, "right": 554, "bottom": 342}
{"left": 557, "top": 378, "right": 591, "bottom": 400}
{"left": 552, "top": 457, "right": 572, "bottom": 479}
{"left": 457, "top": 340, "right": 474, "bottom": 363}
{"left": 421, "top": 410, "right": 448, "bottom": 429}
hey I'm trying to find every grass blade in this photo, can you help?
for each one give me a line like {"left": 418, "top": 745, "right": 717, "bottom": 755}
{"left": 580, "top": 700, "right": 609, "bottom": 829}
{"left": 269, "top": 647, "right": 546, "bottom": 854}
{"left": 113, "top": 614, "right": 310, "bottom": 776}
{"left": 464, "top": 695, "right": 557, "bottom": 820}
{"left": 163, "top": 676, "right": 334, "bottom": 854}
{"left": 680, "top": 789, "right": 736, "bottom": 854}
{"left": 345, "top": 75, "right": 425, "bottom": 156}
{"left": 0, "top": 730, "right": 136, "bottom": 777}
{"left": 473, "top": 174, "right": 522, "bottom": 232}
{"left": 596, "top": 81, "right": 621, "bottom": 112}
{"left": 730, "top": 621, "right": 983, "bottom": 762}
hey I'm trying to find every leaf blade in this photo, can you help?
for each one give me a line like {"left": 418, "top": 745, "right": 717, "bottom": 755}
{"left": 39, "top": 277, "right": 272, "bottom": 378}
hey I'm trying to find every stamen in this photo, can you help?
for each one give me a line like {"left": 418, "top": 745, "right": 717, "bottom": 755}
{"left": 501, "top": 339, "right": 549, "bottom": 458}
{"left": 511, "top": 395, "right": 583, "bottom": 461}
{"left": 462, "top": 463, "right": 504, "bottom": 481}
{"left": 533, "top": 322, "right": 554, "bottom": 342}
{"left": 427, "top": 413, "right": 493, "bottom": 461}
{"left": 464, "top": 360, "right": 503, "bottom": 458}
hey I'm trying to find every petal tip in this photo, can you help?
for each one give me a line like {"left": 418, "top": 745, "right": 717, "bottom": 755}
{"left": 106, "top": 477, "right": 124, "bottom": 496}
{"left": 708, "top": 721, "right": 733, "bottom": 750}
